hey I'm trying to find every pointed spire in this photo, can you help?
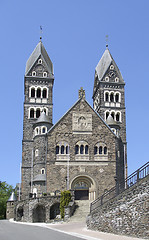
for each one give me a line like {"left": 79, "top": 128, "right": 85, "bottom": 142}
{"left": 25, "top": 41, "right": 54, "bottom": 76}
{"left": 7, "top": 192, "right": 17, "bottom": 202}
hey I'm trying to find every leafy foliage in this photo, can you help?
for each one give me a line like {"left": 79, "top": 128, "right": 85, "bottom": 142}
{"left": 60, "top": 190, "right": 71, "bottom": 219}
{"left": 0, "top": 182, "right": 13, "bottom": 219}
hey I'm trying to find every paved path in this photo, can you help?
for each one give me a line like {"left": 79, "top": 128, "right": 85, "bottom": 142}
{"left": 9, "top": 219, "right": 146, "bottom": 240}
{"left": 0, "top": 220, "right": 84, "bottom": 240}
{"left": 46, "top": 221, "right": 146, "bottom": 240}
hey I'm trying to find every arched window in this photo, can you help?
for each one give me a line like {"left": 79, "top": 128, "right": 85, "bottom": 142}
{"left": 42, "top": 127, "right": 46, "bottom": 133}
{"left": 56, "top": 146, "right": 59, "bottom": 154}
{"left": 94, "top": 146, "right": 98, "bottom": 155}
{"left": 30, "top": 109, "right": 34, "bottom": 118}
{"left": 35, "top": 127, "right": 39, "bottom": 135}
{"left": 43, "top": 89, "right": 47, "bottom": 98}
{"left": 116, "top": 113, "right": 120, "bottom": 121}
{"left": 41, "top": 168, "right": 45, "bottom": 174}
{"left": 35, "top": 149, "right": 39, "bottom": 157}
{"left": 37, "top": 88, "right": 41, "bottom": 98}
{"left": 43, "top": 72, "right": 47, "bottom": 77}
{"left": 85, "top": 145, "right": 88, "bottom": 154}
{"left": 105, "top": 93, "right": 109, "bottom": 102}
{"left": 110, "top": 93, "right": 114, "bottom": 102}
{"left": 104, "top": 147, "right": 107, "bottom": 155}
{"left": 106, "top": 112, "right": 109, "bottom": 119}
{"left": 99, "top": 146, "right": 102, "bottom": 154}
{"left": 32, "top": 71, "right": 36, "bottom": 76}
{"left": 66, "top": 146, "right": 69, "bottom": 154}
{"left": 111, "top": 112, "right": 115, "bottom": 119}
{"left": 115, "top": 93, "right": 119, "bottom": 102}
{"left": 75, "top": 145, "right": 79, "bottom": 154}
{"left": 61, "top": 146, "right": 64, "bottom": 154}
{"left": 36, "top": 109, "right": 40, "bottom": 118}
{"left": 80, "top": 145, "right": 84, "bottom": 154}
{"left": 31, "top": 88, "right": 35, "bottom": 98}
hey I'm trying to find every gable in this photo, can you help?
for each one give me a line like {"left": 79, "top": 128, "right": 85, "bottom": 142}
{"left": 47, "top": 98, "right": 117, "bottom": 138}
{"left": 27, "top": 56, "right": 51, "bottom": 78}
{"left": 100, "top": 61, "right": 124, "bottom": 84}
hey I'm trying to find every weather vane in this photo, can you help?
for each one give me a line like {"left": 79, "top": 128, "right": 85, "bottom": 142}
{"left": 106, "top": 35, "right": 109, "bottom": 48}
{"left": 40, "top": 26, "right": 43, "bottom": 41}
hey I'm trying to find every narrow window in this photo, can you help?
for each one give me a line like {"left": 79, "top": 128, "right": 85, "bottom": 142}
{"left": 31, "top": 88, "right": 35, "bottom": 98}
{"left": 43, "top": 89, "right": 47, "bottom": 98}
{"left": 66, "top": 146, "right": 69, "bottom": 154}
{"left": 110, "top": 93, "right": 114, "bottom": 102}
{"left": 75, "top": 145, "right": 79, "bottom": 154}
{"left": 61, "top": 145, "right": 64, "bottom": 154}
{"left": 115, "top": 94, "right": 119, "bottom": 102}
{"left": 85, "top": 145, "right": 88, "bottom": 154}
{"left": 30, "top": 109, "right": 34, "bottom": 118}
{"left": 35, "top": 149, "right": 39, "bottom": 157}
{"left": 116, "top": 113, "right": 120, "bottom": 121}
{"left": 111, "top": 112, "right": 115, "bottom": 119}
{"left": 36, "top": 109, "right": 40, "bottom": 118}
{"left": 43, "top": 72, "right": 47, "bottom": 77}
{"left": 56, "top": 146, "right": 59, "bottom": 154}
{"left": 106, "top": 112, "right": 109, "bottom": 119}
{"left": 32, "top": 71, "right": 36, "bottom": 76}
{"left": 104, "top": 147, "right": 107, "bottom": 154}
{"left": 94, "top": 146, "right": 98, "bottom": 155}
{"left": 80, "top": 145, "right": 84, "bottom": 154}
{"left": 42, "top": 127, "right": 46, "bottom": 133}
{"left": 105, "top": 93, "right": 109, "bottom": 102}
{"left": 99, "top": 146, "right": 102, "bottom": 154}
{"left": 35, "top": 128, "right": 39, "bottom": 135}
{"left": 38, "top": 59, "right": 42, "bottom": 64}
{"left": 37, "top": 88, "right": 41, "bottom": 98}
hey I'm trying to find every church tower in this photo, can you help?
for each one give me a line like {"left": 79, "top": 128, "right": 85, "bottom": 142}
{"left": 92, "top": 46, "right": 127, "bottom": 179}
{"left": 21, "top": 40, "right": 54, "bottom": 198}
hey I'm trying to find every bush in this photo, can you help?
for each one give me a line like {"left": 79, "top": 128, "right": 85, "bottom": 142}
{"left": 0, "top": 182, "right": 13, "bottom": 219}
{"left": 60, "top": 190, "right": 71, "bottom": 219}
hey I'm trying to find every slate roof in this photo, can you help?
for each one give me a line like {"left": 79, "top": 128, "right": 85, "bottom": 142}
{"left": 95, "top": 48, "right": 124, "bottom": 83}
{"left": 33, "top": 174, "right": 46, "bottom": 182}
{"left": 25, "top": 41, "right": 53, "bottom": 76}
{"left": 35, "top": 111, "right": 50, "bottom": 124}
{"left": 7, "top": 192, "right": 17, "bottom": 202}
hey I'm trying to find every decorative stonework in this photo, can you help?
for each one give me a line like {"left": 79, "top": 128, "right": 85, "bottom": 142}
{"left": 72, "top": 112, "right": 92, "bottom": 133}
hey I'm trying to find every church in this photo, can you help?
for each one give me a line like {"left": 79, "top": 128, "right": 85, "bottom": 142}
{"left": 7, "top": 40, "right": 127, "bottom": 222}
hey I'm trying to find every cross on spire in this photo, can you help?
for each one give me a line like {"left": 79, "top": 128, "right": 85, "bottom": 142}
{"left": 40, "top": 26, "right": 43, "bottom": 41}
{"left": 106, "top": 35, "right": 109, "bottom": 48}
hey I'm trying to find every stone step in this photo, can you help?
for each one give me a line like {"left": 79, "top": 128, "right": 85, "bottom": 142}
{"left": 69, "top": 200, "right": 91, "bottom": 222}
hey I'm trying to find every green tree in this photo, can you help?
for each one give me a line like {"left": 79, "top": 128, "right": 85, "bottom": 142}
{"left": 0, "top": 181, "right": 13, "bottom": 219}
{"left": 60, "top": 190, "right": 71, "bottom": 219}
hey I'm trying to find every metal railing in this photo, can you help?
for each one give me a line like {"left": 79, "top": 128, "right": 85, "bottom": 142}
{"left": 90, "top": 161, "right": 149, "bottom": 213}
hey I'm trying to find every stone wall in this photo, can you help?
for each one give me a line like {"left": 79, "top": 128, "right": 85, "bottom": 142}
{"left": 87, "top": 175, "right": 149, "bottom": 239}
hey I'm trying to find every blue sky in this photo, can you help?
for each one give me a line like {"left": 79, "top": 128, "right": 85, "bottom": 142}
{"left": 0, "top": 0, "right": 149, "bottom": 187}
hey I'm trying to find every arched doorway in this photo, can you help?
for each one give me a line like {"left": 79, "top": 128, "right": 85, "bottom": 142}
{"left": 71, "top": 176, "right": 96, "bottom": 200}
{"left": 17, "top": 206, "right": 24, "bottom": 221}
{"left": 32, "top": 204, "right": 46, "bottom": 222}
{"left": 50, "top": 202, "right": 60, "bottom": 220}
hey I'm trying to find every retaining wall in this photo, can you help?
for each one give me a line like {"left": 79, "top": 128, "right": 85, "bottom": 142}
{"left": 87, "top": 175, "right": 149, "bottom": 239}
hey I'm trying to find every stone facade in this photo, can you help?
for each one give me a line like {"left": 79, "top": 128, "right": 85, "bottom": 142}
{"left": 87, "top": 175, "right": 149, "bottom": 239}
{"left": 7, "top": 41, "right": 127, "bottom": 222}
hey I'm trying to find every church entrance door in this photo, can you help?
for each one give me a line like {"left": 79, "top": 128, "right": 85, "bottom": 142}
{"left": 73, "top": 179, "right": 89, "bottom": 200}
{"left": 75, "top": 189, "right": 89, "bottom": 200}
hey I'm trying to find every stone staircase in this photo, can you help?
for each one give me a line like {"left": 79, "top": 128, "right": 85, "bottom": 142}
{"left": 69, "top": 200, "right": 91, "bottom": 222}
